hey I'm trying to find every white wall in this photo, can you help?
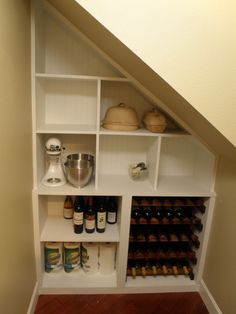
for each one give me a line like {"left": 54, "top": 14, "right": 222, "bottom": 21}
{"left": 0, "top": 1, "right": 36, "bottom": 313}
{"left": 75, "top": 0, "right": 236, "bottom": 147}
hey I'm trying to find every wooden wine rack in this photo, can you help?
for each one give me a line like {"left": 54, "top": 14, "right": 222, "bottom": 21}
{"left": 127, "top": 197, "right": 205, "bottom": 280}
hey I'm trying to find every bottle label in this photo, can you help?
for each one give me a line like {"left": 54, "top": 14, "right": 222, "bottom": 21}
{"left": 97, "top": 212, "right": 106, "bottom": 229}
{"left": 107, "top": 212, "right": 116, "bottom": 223}
{"left": 64, "top": 208, "right": 73, "bottom": 219}
{"left": 85, "top": 216, "right": 95, "bottom": 230}
{"left": 73, "top": 212, "right": 83, "bottom": 225}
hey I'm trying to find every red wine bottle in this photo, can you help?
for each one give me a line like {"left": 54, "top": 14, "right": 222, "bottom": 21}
{"left": 96, "top": 196, "right": 106, "bottom": 233}
{"left": 107, "top": 197, "right": 117, "bottom": 224}
{"left": 73, "top": 196, "right": 84, "bottom": 234}
{"left": 85, "top": 196, "right": 95, "bottom": 233}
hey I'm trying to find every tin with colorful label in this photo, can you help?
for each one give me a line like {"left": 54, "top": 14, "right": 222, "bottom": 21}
{"left": 44, "top": 242, "right": 63, "bottom": 273}
{"left": 64, "top": 242, "right": 81, "bottom": 273}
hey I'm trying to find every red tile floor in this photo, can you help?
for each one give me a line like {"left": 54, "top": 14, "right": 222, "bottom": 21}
{"left": 35, "top": 292, "right": 209, "bottom": 314}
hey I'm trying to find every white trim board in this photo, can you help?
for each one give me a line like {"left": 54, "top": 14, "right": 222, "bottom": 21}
{"left": 199, "top": 280, "right": 222, "bottom": 314}
{"left": 27, "top": 281, "right": 39, "bottom": 314}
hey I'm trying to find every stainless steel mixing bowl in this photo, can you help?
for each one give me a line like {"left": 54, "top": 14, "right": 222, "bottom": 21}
{"left": 64, "top": 154, "right": 94, "bottom": 188}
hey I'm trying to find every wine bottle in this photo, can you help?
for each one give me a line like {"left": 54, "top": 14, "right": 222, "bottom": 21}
{"left": 153, "top": 206, "right": 164, "bottom": 224}
{"left": 143, "top": 206, "right": 152, "bottom": 223}
{"left": 85, "top": 196, "right": 95, "bottom": 233}
{"left": 73, "top": 196, "right": 84, "bottom": 234}
{"left": 151, "top": 260, "right": 158, "bottom": 276}
{"left": 107, "top": 197, "right": 117, "bottom": 224}
{"left": 194, "top": 198, "right": 206, "bottom": 213}
{"left": 96, "top": 196, "right": 106, "bottom": 233}
{"left": 131, "top": 206, "right": 141, "bottom": 224}
{"left": 179, "top": 258, "right": 194, "bottom": 280}
{"left": 179, "top": 258, "right": 189, "bottom": 276}
{"left": 140, "top": 260, "right": 146, "bottom": 277}
{"left": 166, "top": 248, "right": 177, "bottom": 259}
{"left": 169, "top": 259, "right": 178, "bottom": 276}
{"left": 185, "top": 249, "right": 197, "bottom": 264}
{"left": 156, "top": 248, "right": 166, "bottom": 261}
{"left": 173, "top": 207, "right": 184, "bottom": 224}
{"left": 186, "top": 230, "right": 200, "bottom": 248}
{"left": 191, "top": 215, "right": 203, "bottom": 231}
{"left": 165, "top": 207, "right": 174, "bottom": 224}
{"left": 63, "top": 195, "right": 74, "bottom": 219}
{"left": 139, "top": 207, "right": 147, "bottom": 224}
{"left": 129, "top": 260, "right": 136, "bottom": 278}
{"left": 168, "top": 226, "right": 179, "bottom": 242}
{"left": 159, "top": 258, "right": 168, "bottom": 275}
{"left": 133, "top": 245, "right": 143, "bottom": 259}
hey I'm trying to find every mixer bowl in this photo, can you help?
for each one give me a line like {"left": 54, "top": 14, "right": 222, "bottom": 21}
{"left": 64, "top": 154, "right": 94, "bottom": 188}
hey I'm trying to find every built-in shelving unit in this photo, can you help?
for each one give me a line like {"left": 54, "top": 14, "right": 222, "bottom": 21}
{"left": 32, "top": 0, "right": 216, "bottom": 294}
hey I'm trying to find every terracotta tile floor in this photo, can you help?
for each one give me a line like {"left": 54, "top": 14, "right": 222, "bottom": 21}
{"left": 35, "top": 292, "right": 209, "bottom": 314}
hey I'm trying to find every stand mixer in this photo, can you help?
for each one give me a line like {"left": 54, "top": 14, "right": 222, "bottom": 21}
{"left": 42, "top": 137, "right": 66, "bottom": 187}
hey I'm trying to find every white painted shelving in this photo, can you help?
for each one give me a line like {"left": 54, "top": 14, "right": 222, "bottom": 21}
{"left": 32, "top": 0, "right": 217, "bottom": 294}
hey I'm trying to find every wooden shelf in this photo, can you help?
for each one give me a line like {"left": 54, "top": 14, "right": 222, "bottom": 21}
{"left": 42, "top": 269, "right": 117, "bottom": 289}
{"left": 36, "top": 123, "right": 97, "bottom": 134}
{"left": 38, "top": 181, "right": 97, "bottom": 195}
{"left": 37, "top": 176, "right": 214, "bottom": 196}
{"left": 40, "top": 216, "right": 119, "bottom": 242}
{"left": 99, "top": 127, "right": 189, "bottom": 138}
{"left": 36, "top": 72, "right": 129, "bottom": 82}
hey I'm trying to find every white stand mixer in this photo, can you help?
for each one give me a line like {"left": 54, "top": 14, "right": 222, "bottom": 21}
{"left": 42, "top": 137, "right": 66, "bottom": 187}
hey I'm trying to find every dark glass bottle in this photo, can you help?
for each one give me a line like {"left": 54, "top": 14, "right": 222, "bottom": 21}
{"left": 159, "top": 258, "right": 168, "bottom": 275}
{"left": 131, "top": 206, "right": 141, "bottom": 224}
{"left": 107, "top": 197, "right": 117, "bottom": 224}
{"left": 73, "top": 196, "right": 84, "bottom": 234}
{"left": 195, "top": 198, "right": 206, "bottom": 213}
{"left": 63, "top": 195, "right": 74, "bottom": 219}
{"left": 129, "top": 259, "right": 136, "bottom": 278}
{"left": 96, "top": 196, "right": 106, "bottom": 233}
{"left": 164, "top": 207, "right": 174, "bottom": 224}
{"left": 140, "top": 260, "right": 146, "bottom": 277}
{"left": 154, "top": 206, "right": 164, "bottom": 223}
{"left": 169, "top": 258, "right": 178, "bottom": 276}
{"left": 173, "top": 207, "right": 184, "bottom": 224}
{"left": 150, "top": 259, "right": 158, "bottom": 276}
{"left": 179, "top": 258, "right": 194, "bottom": 280}
{"left": 143, "top": 206, "right": 152, "bottom": 223}
{"left": 85, "top": 196, "right": 95, "bottom": 233}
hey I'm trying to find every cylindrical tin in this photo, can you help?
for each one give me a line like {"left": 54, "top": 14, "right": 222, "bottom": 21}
{"left": 44, "top": 242, "right": 63, "bottom": 273}
{"left": 64, "top": 242, "right": 81, "bottom": 273}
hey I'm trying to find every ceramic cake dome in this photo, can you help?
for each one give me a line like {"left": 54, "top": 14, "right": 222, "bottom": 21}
{"left": 102, "top": 103, "right": 139, "bottom": 131}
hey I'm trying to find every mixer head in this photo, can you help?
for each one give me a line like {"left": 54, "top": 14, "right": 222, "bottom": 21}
{"left": 45, "top": 137, "right": 62, "bottom": 155}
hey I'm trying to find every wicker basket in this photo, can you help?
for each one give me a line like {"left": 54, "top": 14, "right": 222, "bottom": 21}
{"left": 103, "top": 103, "right": 139, "bottom": 131}
{"left": 142, "top": 108, "right": 167, "bottom": 133}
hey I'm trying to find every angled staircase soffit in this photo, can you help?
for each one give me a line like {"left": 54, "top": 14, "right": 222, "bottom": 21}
{"left": 46, "top": 0, "right": 236, "bottom": 160}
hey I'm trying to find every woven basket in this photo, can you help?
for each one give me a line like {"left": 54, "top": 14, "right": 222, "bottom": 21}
{"left": 142, "top": 108, "right": 167, "bottom": 133}
{"left": 103, "top": 103, "right": 139, "bottom": 131}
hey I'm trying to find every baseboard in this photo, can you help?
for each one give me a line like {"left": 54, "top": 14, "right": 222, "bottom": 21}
{"left": 199, "top": 280, "right": 222, "bottom": 314}
{"left": 27, "top": 281, "right": 39, "bottom": 314}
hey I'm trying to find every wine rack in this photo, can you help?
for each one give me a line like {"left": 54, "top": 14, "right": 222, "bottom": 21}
{"left": 127, "top": 197, "right": 206, "bottom": 280}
